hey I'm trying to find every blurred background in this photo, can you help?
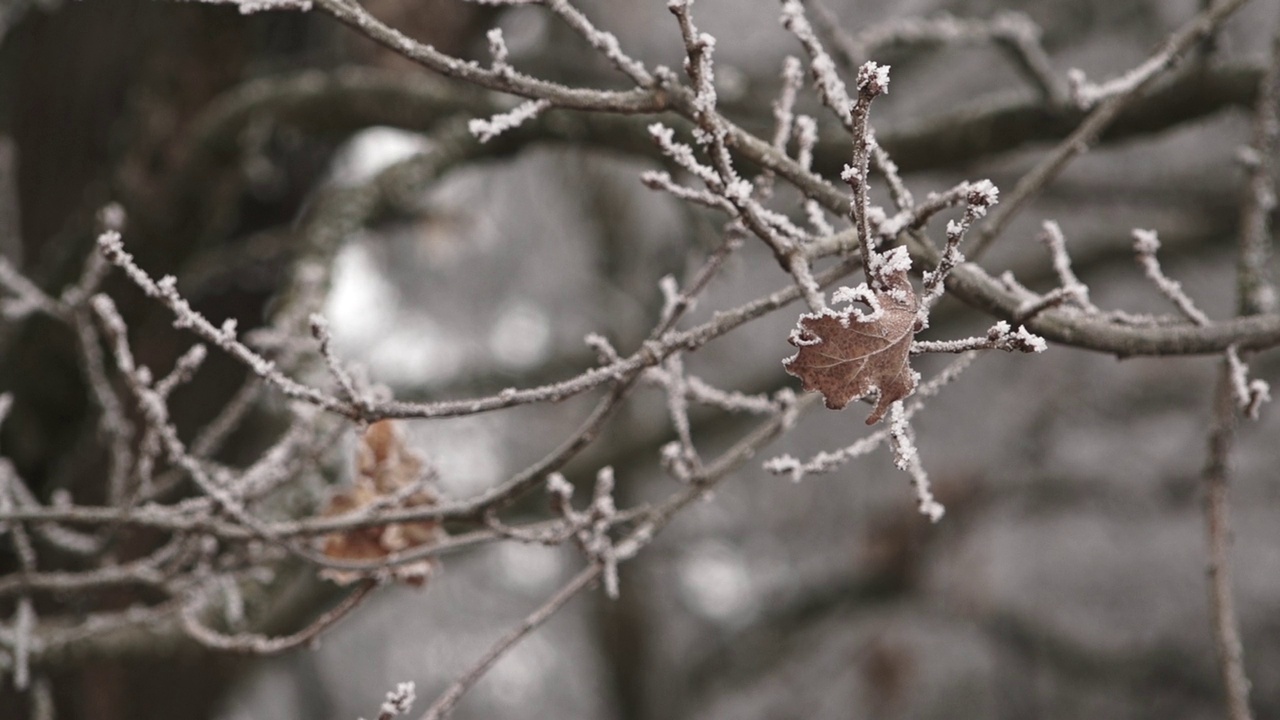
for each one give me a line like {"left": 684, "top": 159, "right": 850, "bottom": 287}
{"left": 1, "top": 0, "right": 1279, "bottom": 718}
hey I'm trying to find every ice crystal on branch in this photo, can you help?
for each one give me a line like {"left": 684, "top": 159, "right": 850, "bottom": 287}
{"left": 381, "top": 681, "right": 416, "bottom": 717}
{"left": 856, "top": 61, "right": 891, "bottom": 97}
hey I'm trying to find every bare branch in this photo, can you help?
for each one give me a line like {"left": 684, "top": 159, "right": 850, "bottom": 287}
{"left": 1201, "top": 364, "right": 1256, "bottom": 720}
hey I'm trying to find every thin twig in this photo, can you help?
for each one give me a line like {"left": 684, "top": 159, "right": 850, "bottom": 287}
{"left": 417, "top": 565, "right": 600, "bottom": 720}
{"left": 1201, "top": 364, "right": 1255, "bottom": 720}
{"left": 311, "top": 0, "right": 663, "bottom": 114}
{"left": 845, "top": 62, "right": 891, "bottom": 287}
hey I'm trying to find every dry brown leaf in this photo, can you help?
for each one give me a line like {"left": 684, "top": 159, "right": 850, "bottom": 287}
{"left": 783, "top": 269, "right": 919, "bottom": 424}
{"left": 319, "top": 420, "right": 443, "bottom": 586}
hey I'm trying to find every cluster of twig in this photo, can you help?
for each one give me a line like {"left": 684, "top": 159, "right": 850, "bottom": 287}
{"left": 1, "top": 0, "right": 1276, "bottom": 719}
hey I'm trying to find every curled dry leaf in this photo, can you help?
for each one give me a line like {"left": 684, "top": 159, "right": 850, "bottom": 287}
{"left": 319, "top": 420, "right": 443, "bottom": 586}
{"left": 783, "top": 269, "right": 919, "bottom": 424}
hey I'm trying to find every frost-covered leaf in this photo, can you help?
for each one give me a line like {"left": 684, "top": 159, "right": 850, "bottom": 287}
{"left": 783, "top": 270, "right": 919, "bottom": 424}
{"left": 320, "top": 420, "right": 443, "bottom": 586}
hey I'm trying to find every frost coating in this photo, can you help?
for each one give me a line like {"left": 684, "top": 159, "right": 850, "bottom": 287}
{"left": 469, "top": 99, "right": 551, "bottom": 143}
{"left": 856, "top": 61, "right": 891, "bottom": 96}
{"left": 1013, "top": 325, "right": 1048, "bottom": 353}
{"left": 197, "top": 0, "right": 312, "bottom": 13}
{"left": 831, "top": 284, "right": 883, "bottom": 323}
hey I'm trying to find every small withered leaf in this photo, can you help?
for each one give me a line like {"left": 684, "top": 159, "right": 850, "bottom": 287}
{"left": 783, "top": 270, "right": 918, "bottom": 424}
{"left": 320, "top": 420, "right": 443, "bottom": 587}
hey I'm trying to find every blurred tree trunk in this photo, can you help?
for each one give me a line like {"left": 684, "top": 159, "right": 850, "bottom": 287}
{"left": 3, "top": 4, "right": 278, "bottom": 718}
{"left": 0, "top": 2, "right": 491, "bottom": 718}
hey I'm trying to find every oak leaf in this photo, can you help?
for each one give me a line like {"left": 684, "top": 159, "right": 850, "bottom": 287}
{"left": 783, "top": 270, "right": 919, "bottom": 424}
{"left": 319, "top": 420, "right": 443, "bottom": 586}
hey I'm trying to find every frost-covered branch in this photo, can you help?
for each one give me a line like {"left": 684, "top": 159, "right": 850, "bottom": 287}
{"left": 310, "top": 0, "right": 665, "bottom": 114}
{"left": 843, "top": 61, "right": 891, "bottom": 288}
{"left": 99, "top": 222, "right": 850, "bottom": 432}
{"left": 1194, "top": 39, "right": 1280, "bottom": 717}
{"left": 6, "top": 0, "right": 1280, "bottom": 713}
{"left": 765, "top": 352, "right": 975, "bottom": 483}
{"left": 887, "top": 402, "right": 943, "bottom": 522}
{"left": 1037, "top": 220, "right": 1097, "bottom": 312}
{"left": 916, "top": 180, "right": 999, "bottom": 322}
{"left": 191, "top": 0, "right": 313, "bottom": 13}
{"left": 468, "top": 99, "right": 551, "bottom": 143}
{"left": 780, "top": 0, "right": 854, "bottom": 131}
{"left": 366, "top": 681, "right": 416, "bottom": 720}
{"left": 1134, "top": 229, "right": 1270, "bottom": 416}
{"left": 969, "top": 0, "right": 1255, "bottom": 259}
{"left": 1066, "top": 0, "right": 1248, "bottom": 110}
{"left": 810, "top": 3, "right": 1060, "bottom": 102}
{"left": 541, "top": 0, "right": 652, "bottom": 86}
